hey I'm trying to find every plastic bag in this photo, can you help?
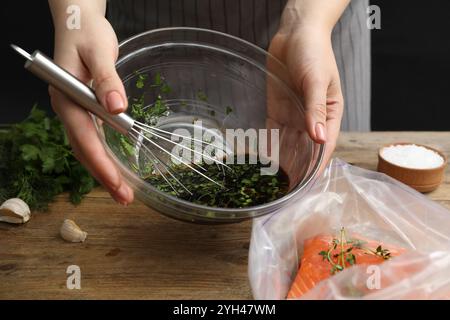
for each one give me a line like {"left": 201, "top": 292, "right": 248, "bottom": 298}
{"left": 248, "top": 158, "right": 450, "bottom": 299}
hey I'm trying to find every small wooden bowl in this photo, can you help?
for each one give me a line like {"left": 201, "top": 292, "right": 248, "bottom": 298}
{"left": 377, "top": 143, "right": 448, "bottom": 193}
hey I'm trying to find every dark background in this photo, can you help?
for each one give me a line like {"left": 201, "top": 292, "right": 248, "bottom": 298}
{"left": 1, "top": 1, "right": 449, "bottom": 130}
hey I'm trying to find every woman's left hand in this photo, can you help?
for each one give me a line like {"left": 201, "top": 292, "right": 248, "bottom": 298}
{"left": 268, "top": 20, "right": 344, "bottom": 171}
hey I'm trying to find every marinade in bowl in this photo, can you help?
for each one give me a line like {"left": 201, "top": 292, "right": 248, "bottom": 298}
{"left": 93, "top": 27, "right": 324, "bottom": 223}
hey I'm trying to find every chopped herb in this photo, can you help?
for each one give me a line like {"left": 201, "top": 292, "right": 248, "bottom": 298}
{"left": 153, "top": 72, "right": 163, "bottom": 87}
{"left": 130, "top": 73, "right": 171, "bottom": 125}
{"left": 197, "top": 90, "right": 208, "bottom": 102}
{"left": 118, "top": 135, "right": 135, "bottom": 157}
{"left": 135, "top": 73, "right": 148, "bottom": 89}
{"left": 130, "top": 94, "right": 146, "bottom": 120}
{"left": 118, "top": 71, "right": 174, "bottom": 161}
{"left": 161, "top": 84, "right": 172, "bottom": 94}
{"left": 145, "top": 156, "right": 289, "bottom": 208}
{"left": 226, "top": 106, "right": 233, "bottom": 115}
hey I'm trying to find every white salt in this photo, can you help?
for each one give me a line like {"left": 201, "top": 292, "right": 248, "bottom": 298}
{"left": 381, "top": 144, "right": 444, "bottom": 169}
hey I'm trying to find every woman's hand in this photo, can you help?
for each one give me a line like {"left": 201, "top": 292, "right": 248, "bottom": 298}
{"left": 49, "top": 9, "right": 134, "bottom": 205}
{"left": 268, "top": 3, "right": 346, "bottom": 171}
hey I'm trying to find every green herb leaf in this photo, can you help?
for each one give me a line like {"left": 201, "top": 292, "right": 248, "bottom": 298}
{"left": 153, "top": 72, "right": 162, "bottom": 86}
{"left": 161, "top": 84, "right": 172, "bottom": 94}
{"left": 197, "top": 91, "right": 208, "bottom": 102}
{"left": 20, "top": 144, "right": 40, "bottom": 161}
{"left": 319, "top": 251, "right": 328, "bottom": 260}
{"left": 0, "top": 106, "right": 97, "bottom": 210}
{"left": 135, "top": 73, "right": 148, "bottom": 89}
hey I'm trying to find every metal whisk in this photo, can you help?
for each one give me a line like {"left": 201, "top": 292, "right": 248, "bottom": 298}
{"left": 11, "top": 44, "right": 228, "bottom": 195}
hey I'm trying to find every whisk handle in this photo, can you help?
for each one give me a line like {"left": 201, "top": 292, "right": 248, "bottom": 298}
{"left": 23, "top": 50, "right": 134, "bottom": 135}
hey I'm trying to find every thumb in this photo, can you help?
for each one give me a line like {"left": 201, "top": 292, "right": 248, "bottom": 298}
{"left": 82, "top": 47, "right": 127, "bottom": 115}
{"left": 302, "top": 77, "right": 328, "bottom": 144}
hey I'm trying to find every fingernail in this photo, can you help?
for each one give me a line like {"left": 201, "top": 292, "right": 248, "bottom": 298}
{"left": 106, "top": 91, "right": 124, "bottom": 114}
{"left": 315, "top": 123, "right": 327, "bottom": 143}
{"left": 116, "top": 183, "right": 130, "bottom": 205}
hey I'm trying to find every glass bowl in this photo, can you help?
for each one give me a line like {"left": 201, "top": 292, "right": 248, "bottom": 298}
{"left": 93, "top": 27, "right": 324, "bottom": 223}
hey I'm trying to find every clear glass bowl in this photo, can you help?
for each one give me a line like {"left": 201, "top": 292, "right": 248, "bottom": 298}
{"left": 93, "top": 27, "right": 324, "bottom": 223}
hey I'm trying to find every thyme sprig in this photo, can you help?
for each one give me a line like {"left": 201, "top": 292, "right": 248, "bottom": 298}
{"left": 319, "top": 227, "right": 392, "bottom": 275}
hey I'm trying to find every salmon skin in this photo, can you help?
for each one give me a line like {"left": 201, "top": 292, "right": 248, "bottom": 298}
{"left": 287, "top": 233, "right": 404, "bottom": 299}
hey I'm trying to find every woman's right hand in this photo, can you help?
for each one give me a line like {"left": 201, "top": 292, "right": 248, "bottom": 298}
{"left": 49, "top": 14, "right": 134, "bottom": 205}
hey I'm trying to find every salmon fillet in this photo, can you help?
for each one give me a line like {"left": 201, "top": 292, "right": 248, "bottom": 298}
{"left": 287, "top": 234, "right": 404, "bottom": 299}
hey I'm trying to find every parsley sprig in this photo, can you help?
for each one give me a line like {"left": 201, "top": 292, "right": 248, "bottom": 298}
{"left": 0, "top": 106, "right": 96, "bottom": 210}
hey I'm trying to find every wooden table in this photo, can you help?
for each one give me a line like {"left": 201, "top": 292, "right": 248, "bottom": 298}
{"left": 0, "top": 132, "right": 449, "bottom": 299}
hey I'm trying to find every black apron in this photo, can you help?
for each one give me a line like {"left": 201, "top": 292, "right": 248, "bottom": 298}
{"left": 107, "top": 0, "right": 371, "bottom": 131}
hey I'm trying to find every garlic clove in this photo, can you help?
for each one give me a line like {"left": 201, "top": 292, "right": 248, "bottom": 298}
{"left": 60, "top": 219, "right": 87, "bottom": 243}
{"left": 0, "top": 198, "right": 31, "bottom": 224}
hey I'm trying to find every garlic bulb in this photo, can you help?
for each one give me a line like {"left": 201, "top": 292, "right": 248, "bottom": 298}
{"left": 0, "top": 198, "right": 31, "bottom": 224}
{"left": 60, "top": 219, "right": 87, "bottom": 243}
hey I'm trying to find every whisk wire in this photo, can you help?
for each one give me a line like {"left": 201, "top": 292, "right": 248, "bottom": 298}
{"left": 135, "top": 122, "right": 231, "bottom": 169}
{"left": 130, "top": 131, "right": 193, "bottom": 195}
{"left": 133, "top": 122, "right": 228, "bottom": 170}
{"left": 130, "top": 127, "right": 224, "bottom": 189}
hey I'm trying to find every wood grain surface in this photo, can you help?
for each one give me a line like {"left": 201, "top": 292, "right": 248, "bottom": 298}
{"left": 0, "top": 132, "right": 449, "bottom": 299}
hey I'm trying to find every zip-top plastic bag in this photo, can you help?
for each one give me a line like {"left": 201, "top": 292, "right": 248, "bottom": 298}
{"left": 249, "top": 159, "right": 450, "bottom": 299}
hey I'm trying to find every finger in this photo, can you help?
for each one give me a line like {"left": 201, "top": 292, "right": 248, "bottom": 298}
{"left": 302, "top": 76, "right": 329, "bottom": 144}
{"left": 50, "top": 91, "right": 134, "bottom": 205}
{"left": 318, "top": 81, "right": 344, "bottom": 174}
{"left": 80, "top": 43, "right": 127, "bottom": 115}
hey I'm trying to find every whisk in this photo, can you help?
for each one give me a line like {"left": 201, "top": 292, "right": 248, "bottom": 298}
{"left": 11, "top": 44, "right": 229, "bottom": 195}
